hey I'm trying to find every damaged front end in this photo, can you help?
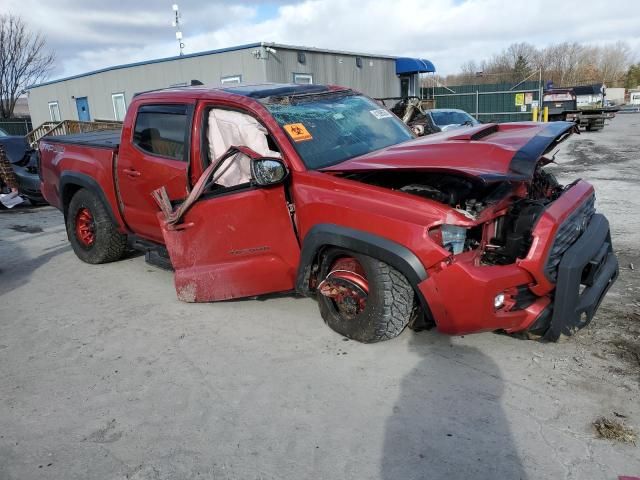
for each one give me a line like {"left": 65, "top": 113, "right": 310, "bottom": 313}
{"left": 325, "top": 122, "right": 618, "bottom": 340}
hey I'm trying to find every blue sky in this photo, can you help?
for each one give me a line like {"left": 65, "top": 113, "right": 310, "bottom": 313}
{"left": 4, "top": 0, "right": 640, "bottom": 80}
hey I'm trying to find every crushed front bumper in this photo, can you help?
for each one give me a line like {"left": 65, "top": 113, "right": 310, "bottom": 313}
{"left": 538, "top": 213, "right": 618, "bottom": 340}
{"left": 417, "top": 181, "right": 618, "bottom": 340}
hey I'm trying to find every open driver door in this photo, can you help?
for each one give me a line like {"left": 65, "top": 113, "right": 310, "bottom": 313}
{"left": 154, "top": 147, "right": 300, "bottom": 302}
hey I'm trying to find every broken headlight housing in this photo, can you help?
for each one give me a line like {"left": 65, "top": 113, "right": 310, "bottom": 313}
{"left": 429, "top": 224, "right": 467, "bottom": 255}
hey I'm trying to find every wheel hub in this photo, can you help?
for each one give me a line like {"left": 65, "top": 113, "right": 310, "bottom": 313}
{"left": 318, "top": 257, "right": 369, "bottom": 318}
{"left": 75, "top": 207, "right": 96, "bottom": 247}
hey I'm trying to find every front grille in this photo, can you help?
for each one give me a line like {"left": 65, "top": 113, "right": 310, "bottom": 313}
{"left": 545, "top": 193, "right": 596, "bottom": 282}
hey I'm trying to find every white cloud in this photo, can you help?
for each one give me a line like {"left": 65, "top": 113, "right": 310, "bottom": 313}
{"left": 4, "top": 0, "right": 640, "bottom": 79}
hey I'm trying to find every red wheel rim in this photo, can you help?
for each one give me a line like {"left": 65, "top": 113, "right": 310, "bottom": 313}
{"left": 318, "top": 257, "right": 369, "bottom": 318}
{"left": 75, "top": 207, "right": 95, "bottom": 247}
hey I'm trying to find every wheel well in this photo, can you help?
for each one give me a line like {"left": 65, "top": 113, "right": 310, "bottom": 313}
{"left": 311, "top": 245, "right": 435, "bottom": 329}
{"left": 62, "top": 183, "right": 83, "bottom": 217}
{"left": 296, "top": 225, "right": 435, "bottom": 327}
{"left": 58, "top": 172, "right": 120, "bottom": 228}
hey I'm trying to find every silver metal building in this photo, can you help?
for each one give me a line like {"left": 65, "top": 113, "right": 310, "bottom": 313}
{"left": 26, "top": 42, "right": 435, "bottom": 126}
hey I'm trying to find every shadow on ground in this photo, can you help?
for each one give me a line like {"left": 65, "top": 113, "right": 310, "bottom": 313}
{"left": 381, "top": 332, "right": 526, "bottom": 480}
{"left": 0, "top": 239, "right": 70, "bottom": 297}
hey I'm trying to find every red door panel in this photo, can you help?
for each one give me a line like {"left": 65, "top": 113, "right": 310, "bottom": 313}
{"left": 118, "top": 155, "right": 188, "bottom": 242}
{"left": 160, "top": 187, "right": 300, "bottom": 302}
{"left": 117, "top": 103, "right": 192, "bottom": 242}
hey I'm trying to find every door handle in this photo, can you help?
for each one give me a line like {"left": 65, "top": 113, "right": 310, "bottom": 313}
{"left": 123, "top": 168, "right": 141, "bottom": 177}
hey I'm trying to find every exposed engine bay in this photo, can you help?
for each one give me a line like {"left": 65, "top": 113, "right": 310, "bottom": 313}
{"left": 339, "top": 161, "right": 566, "bottom": 265}
{"left": 483, "top": 164, "right": 564, "bottom": 265}
{"left": 339, "top": 170, "right": 510, "bottom": 214}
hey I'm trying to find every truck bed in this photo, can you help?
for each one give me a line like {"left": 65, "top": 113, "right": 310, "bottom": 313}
{"left": 45, "top": 129, "right": 121, "bottom": 149}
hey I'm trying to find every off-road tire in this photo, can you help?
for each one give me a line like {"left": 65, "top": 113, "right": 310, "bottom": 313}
{"left": 66, "top": 188, "right": 127, "bottom": 264}
{"left": 318, "top": 250, "right": 414, "bottom": 343}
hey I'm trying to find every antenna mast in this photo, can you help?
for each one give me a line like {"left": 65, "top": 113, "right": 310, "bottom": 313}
{"left": 172, "top": 4, "right": 185, "bottom": 56}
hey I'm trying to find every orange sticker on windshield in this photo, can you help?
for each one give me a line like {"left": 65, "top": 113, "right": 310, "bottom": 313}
{"left": 283, "top": 123, "right": 313, "bottom": 142}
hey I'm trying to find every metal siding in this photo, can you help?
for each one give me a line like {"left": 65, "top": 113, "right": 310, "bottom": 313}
{"left": 27, "top": 49, "right": 269, "bottom": 126}
{"left": 265, "top": 49, "right": 398, "bottom": 98}
{"left": 27, "top": 46, "right": 400, "bottom": 126}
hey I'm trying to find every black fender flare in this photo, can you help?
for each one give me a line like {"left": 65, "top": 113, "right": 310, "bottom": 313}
{"left": 59, "top": 171, "right": 120, "bottom": 228}
{"left": 296, "top": 224, "right": 432, "bottom": 320}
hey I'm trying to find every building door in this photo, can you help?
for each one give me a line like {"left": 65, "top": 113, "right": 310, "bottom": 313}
{"left": 75, "top": 97, "right": 91, "bottom": 121}
{"left": 400, "top": 77, "right": 410, "bottom": 98}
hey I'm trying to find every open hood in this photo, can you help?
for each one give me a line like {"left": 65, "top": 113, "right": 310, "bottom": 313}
{"left": 321, "top": 121, "right": 576, "bottom": 182}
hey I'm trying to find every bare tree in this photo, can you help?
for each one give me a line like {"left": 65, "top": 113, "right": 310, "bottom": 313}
{"left": 0, "top": 14, "right": 55, "bottom": 119}
{"left": 596, "top": 41, "right": 631, "bottom": 85}
{"left": 459, "top": 60, "right": 478, "bottom": 77}
{"left": 453, "top": 40, "right": 633, "bottom": 88}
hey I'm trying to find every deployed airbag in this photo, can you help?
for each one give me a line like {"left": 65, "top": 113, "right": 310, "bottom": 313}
{"left": 207, "top": 109, "right": 280, "bottom": 187}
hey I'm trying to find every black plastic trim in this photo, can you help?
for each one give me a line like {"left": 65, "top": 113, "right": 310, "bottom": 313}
{"left": 44, "top": 130, "right": 121, "bottom": 149}
{"left": 296, "top": 224, "right": 434, "bottom": 323}
{"left": 544, "top": 214, "right": 618, "bottom": 341}
{"left": 59, "top": 171, "right": 120, "bottom": 227}
{"left": 296, "top": 223, "right": 427, "bottom": 290}
{"left": 137, "top": 104, "right": 189, "bottom": 115}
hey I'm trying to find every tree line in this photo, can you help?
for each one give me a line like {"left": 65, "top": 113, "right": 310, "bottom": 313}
{"left": 435, "top": 41, "right": 638, "bottom": 89}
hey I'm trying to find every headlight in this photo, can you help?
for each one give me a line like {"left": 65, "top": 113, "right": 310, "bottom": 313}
{"left": 429, "top": 224, "right": 467, "bottom": 254}
{"left": 494, "top": 293, "right": 505, "bottom": 309}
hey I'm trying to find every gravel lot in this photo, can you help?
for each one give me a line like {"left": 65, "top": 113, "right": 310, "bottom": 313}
{"left": 1, "top": 114, "right": 639, "bottom": 480}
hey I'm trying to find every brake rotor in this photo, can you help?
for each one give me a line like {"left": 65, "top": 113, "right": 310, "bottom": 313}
{"left": 318, "top": 257, "right": 369, "bottom": 318}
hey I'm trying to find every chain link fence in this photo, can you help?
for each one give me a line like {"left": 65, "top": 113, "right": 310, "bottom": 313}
{"left": 0, "top": 119, "right": 33, "bottom": 136}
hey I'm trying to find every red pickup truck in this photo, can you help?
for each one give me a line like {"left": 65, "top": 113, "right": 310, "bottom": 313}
{"left": 39, "top": 83, "right": 618, "bottom": 343}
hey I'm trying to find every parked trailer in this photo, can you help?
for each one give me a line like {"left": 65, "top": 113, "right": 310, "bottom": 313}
{"left": 543, "top": 87, "right": 618, "bottom": 131}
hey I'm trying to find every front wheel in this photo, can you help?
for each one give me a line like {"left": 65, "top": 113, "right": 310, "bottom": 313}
{"left": 317, "top": 250, "right": 414, "bottom": 343}
{"left": 66, "top": 188, "right": 127, "bottom": 264}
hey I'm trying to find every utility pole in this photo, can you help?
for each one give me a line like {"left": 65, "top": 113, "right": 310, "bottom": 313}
{"left": 538, "top": 66, "right": 543, "bottom": 121}
{"left": 172, "top": 4, "right": 185, "bottom": 56}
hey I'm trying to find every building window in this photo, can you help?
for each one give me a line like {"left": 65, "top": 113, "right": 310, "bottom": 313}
{"left": 112, "top": 93, "right": 127, "bottom": 121}
{"left": 132, "top": 104, "right": 189, "bottom": 161}
{"left": 48, "top": 101, "right": 61, "bottom": 122}
{"left": 297, "top": 52, "right": 306, "bottom": 64}
{"left": 293, "top": 73, "right": 313, "bottom": 85}
{"left": 220, "top": 75, "right": 242, "bottom": 85}
{"left": 356, "top": 57, "right": 363, "bottom": 68}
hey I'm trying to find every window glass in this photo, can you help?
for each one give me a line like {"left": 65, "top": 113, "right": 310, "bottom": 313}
{"left": 112, "top": 93, "right": 127, "bottom": 121}
{"left": 48, "top": 102, "right": 61, "bottom": 122}
{"left": 430, "top": 110, "right": 476, "bottom": 127}
{"left": 266, "top": 92, "right": 413, "bottom": 169}
{"left": 293, "top": 73, "right": 313, "bottom": 85}
{"left": 221, "top": 75, "right": 241, "bottom": 85}
{"left": 133, "top": 106, "right": 188, "bottom": 161}
{"left": 543, "top": 93, "right": 573, "bottom": 102}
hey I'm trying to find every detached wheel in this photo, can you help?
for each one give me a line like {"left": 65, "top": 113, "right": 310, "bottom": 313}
{"left": 317, "top": 250, "right": 414, "bottom": 343}
{"left": 66, "top": 188, "right": 127, "bottom": 264}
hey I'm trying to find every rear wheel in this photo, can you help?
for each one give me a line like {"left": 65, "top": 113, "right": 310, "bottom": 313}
{"left": 66, "top": 188, "right": 127, "bottom": 264}
{"left": 317, "top": 250, "right": 414, "bottom": 343}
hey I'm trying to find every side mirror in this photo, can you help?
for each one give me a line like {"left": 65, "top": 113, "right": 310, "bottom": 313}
{"left": 251, "top": 157, "right": 288, "bottom": 187}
